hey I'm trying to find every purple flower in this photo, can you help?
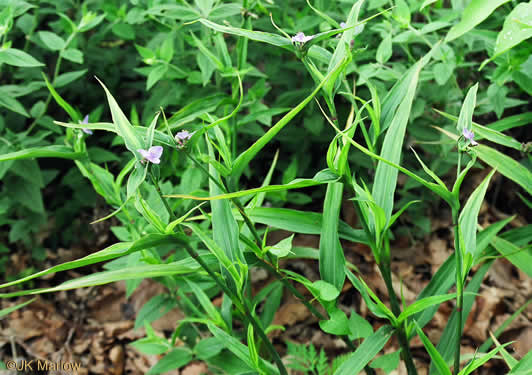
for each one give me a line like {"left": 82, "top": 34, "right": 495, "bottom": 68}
{"left": 291, "top": 32, "right": 314, "bottom": 44}
{"left": 79, "top": 115, "right": 92, "bottom": 135}
{"left": 340, "top": 22, "right": 347, "bottom": 28}
{"left": 175, "top": 130, "right": 195, "bottom": 148}
{"left": 138, "top": 146, "right": 163, "bottom": 164}
{"left": 462, "top": 128, "right": 478, "bottom": 146}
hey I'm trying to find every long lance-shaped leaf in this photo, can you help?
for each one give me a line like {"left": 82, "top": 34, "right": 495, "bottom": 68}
{"left": 0, "top": 257, "right": 216, "bottom": 298}
{"left": 166, "top": 169, "right": 339, "bottom": 201}
{"left": 95, "top": 77, "right": 143, "bottom": 157}
{"left": 0, "top": 145, "right": 84, "bottom": 161}
{"left": 429, "top": 260, "right": 493, "bottom": 375}
{"left": 410, "top": 217, "right": 513, "bottom": 335}
{"left": 456, "top": 83, "right": 478, "bottom": 134}
{"left": 0, "top": 234, "right": 184, "bottom": 289}
{"left": 490, "top": 236, "right": 532, "bottom": 279}
{"left": 0, "top": 298, "right": 35, "bottom": 319}
{"left": 231, "top": 57, "right": 349, "bottom": 182}
{"left": 459, "top": 170, "right": 496, "bottom": 276}
{"left": 326, "top": 119, "right": 454, "bottom": 207}
{"left": 319, "top": 182, "right": 346, "bottom": 292}
{"left": 207, "top": 136, "right": 244, "bottom": 280}
{"left": 333, "top": 325, "right": 394, "bottom": 375}
{"left": 433, "top": 109, "right": 523, "bottom": 151}
{"left": 373, "top": 46, "right": 437, "bottom": 223}
{"left": 199, "top": 18, "right": 291, "bottom": 48}
{"left": 54, "top": 121, "right": 176, "bottom": 146}
{"left": 434, "top": 126, "right": 532, "bottom": 195}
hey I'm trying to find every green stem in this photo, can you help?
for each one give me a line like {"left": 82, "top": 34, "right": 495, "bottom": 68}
{"left": 180, "top": 241, "right": 287, "bottom": 375}
{"left": 452, "top": 209, "right": 463, "bottom": 375}
{"left": 150, "top": 173, "right": 178, "bottom": 222}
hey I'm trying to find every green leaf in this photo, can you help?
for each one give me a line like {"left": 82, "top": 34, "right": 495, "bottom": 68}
{"left": 127, "top": 162, "right": 147, "bottom": 199}
{"left": 445, "top": 0, "right": 510, "bottom": 42}
{"left": 55, "top": 69, "right": 88, "bottom": 88}
{"left": 459, "top": 170, "right": 495, "bottom": 272}
{"left": 319, "top": 182, "right": 346, "bottom": 291}
{"left": 147, "top": 64, "right": 168, "bottom": 90}
{"left": 0, "top": 234, "right": 183, "bottom": 290}
{"left": 415, "top": 323, "right": 452, "bottom": 375}
{"left": 232, "top": 57, "right": 348, "bottom": 181}
{"left": 60, "top": 48, "right": 83, "bottom": 64}
{"left": 0, "top": 48, "right": 44, "bottom": 67}
{"left": 491, "top": 236, "right": 532, "bottom": 279}
{"left": 320, "top": 308, "right": 351, "bottom": 335}
{"left": 348, "top": 310, "right": 374, "bottom": 340}
{"left": 209, "top": 4, "right": 242, "bottom": 19}
{"left": 95, "top": 77, "right": 142, "bottom": 157}
{"left": 199, "top": 18, "right": 291, "bottom": 48}
{"left": 0, "top": 298, "right": 35, "bottom": 319}
{"left": 373, "top": 54, "right": 427, "bottom": 222}
{"left": 243, "top": 207, "right": 368, "bottom": 244}
{"left": 43, "top": 74, "right": 80, "bottom": 122}
{"left": 0, "top": 93, "right": 29, "bottom": 117}
{"left": 185, "top": 279, "right": 225, "bottom": 327}
{"left": 333, "top": 325, "right": 394, "bottom": 375}
{"left": 393, "top": 0, "right": 411, "bottom": 27}
{"left": 508, "top": 350, "right": 532, "bottom": 374}
{"left": 146, "top": 348, "right": 192, "bottom": 375}
{"left": 494, "top": 2, "right": 532, "bottom": 57}
{"left": 456, "top": 83, "right": 478, "bottom": 134}
{"left": 0, "top": 145, "right": 84, "bottom": 161}
{"left": 38, "top": 31, "right": 65, "bottom": 50}
{"left": 167, "top": 170, "right": 339, "bottom": 201}
{"left": 376, "top": 34, "right": 392, "bottom": 64}
{"left": 134, "top": 295, "right": 175, "bottom": 329}
{"left": 268, "top": 234, "right": 294, "bottom": 258}
{"left": 475, "top": 146, "right": 532, "bottom": 195}
{"left": 370, "top": 351, "right": 401, "bottom": 374}
{"left": 397, "top": 293, "right": 456, "bottom": 324}
{"left": 0, "top": 257, "right": 210, "bottom": 298}
{"left": 312, "top": 280, "right": 340, "bottom": 302}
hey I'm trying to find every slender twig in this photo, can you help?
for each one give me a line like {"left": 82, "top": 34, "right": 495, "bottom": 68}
{"left": 150, "top": 173, "right": 177, "bottom": 221}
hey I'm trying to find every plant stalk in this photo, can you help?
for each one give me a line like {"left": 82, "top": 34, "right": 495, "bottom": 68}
{"left": 452, "top": 209, "right": 463, "bottom": 375}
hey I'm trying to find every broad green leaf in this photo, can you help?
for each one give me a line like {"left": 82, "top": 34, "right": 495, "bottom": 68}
{"left": 445, "top": 0, "right": 510, "bottom": 42}
{"left": 134, "top": 295, "right": 175, "bottom": 329}
{"left": 348, "top": 310, "right": 374, "bottom": 340}
{"left": 268, "top": 234, "right": 294, "bottom": 258}
{"left": 494, "top": 2, "right": 532, "bottom": 57}
{"left": 0, "top": 92, "right": 28, "bottom": 116}
{"left": 0, "top": 145, "right": 84, "bottom": 161}
{"left": 333, "top": 325, "right": 394, "bottom": 375}
{"left": 0, "top": 234, "right": 184, "bottom": 289}
{"left": 95, "top": 77, "right": 142, "bottom": 157}
{"left": 370, "top": 351, "right": 401, "bottom": 374}
{"left": 312, "top": 280, "right": 340, "bottom": 302}
{"left": 38, "top": 31, "right": 65, "bottom": 50}
{"left": 0, "top": 48, "right": 44, "bottom": 67}
{"left": 320, "top": 308, "right": 350, "bottom": 335}
{"left": 185, "top": 279, "right": 225, "bottom": 328}
{"left": 376, "top": 34, "right": 392, "bottom": 64}
{"left": 126, "top": 162, "right": 148, "bottom": 199}
{"left": 55, "top": 69, "right": 88, "bottom": 88}
{"left": 146, "top": 348, "right": 192, "bottom": 375}
{"left": 319, "top": 182, "right": 346, "bottom": 291}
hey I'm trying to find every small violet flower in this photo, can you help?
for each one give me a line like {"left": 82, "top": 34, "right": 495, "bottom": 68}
{"left": 175, "top": 130, "right": 195, "bottom": 148}
{"left": 462, "top": 128, "right": 478, "bottom": 146}
{"left": 138, "top": 146, "right": 163, "bottom": 164}
{"left": 79, "top": 115, "right": 92, "bottom": 135}
{"left": 340, "top": 22, "right": 347, "bottom": 28}
{"left": 291, "top": 32, "right": 314, "bottom": 44}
